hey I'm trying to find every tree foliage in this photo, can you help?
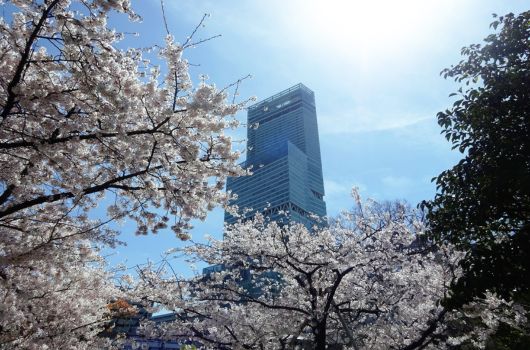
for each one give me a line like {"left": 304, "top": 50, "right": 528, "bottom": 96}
{"left": 421, "top": 11, "right": 530, "bottom": 306}
{"left": 0, "top": 0, "right": 245, "bottom": 348}
{"left": 141, "top": 192, "right": 520, "bottom": 350}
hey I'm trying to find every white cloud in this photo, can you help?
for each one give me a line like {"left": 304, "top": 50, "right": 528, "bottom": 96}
{"left": 319, "top": 107, "right": 431, "bottom": 135}
{"left": 324, "top": 179, "right": 352, "bottom": 197}
{"left": 381, "top": 175, "right": 413, "bottom": 189}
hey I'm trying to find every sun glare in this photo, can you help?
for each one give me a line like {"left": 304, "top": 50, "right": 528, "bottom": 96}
{"left": 281, "top": 0, "right": 456, "bottom": 63}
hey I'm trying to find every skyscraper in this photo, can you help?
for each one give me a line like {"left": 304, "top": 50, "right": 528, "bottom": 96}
{"left": 225, "top": 83, "right": 326, "bottom": 226}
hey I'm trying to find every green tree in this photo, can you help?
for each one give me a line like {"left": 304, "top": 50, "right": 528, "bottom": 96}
{"left": 422, "top": 11, "right": 530, "bottom": 306}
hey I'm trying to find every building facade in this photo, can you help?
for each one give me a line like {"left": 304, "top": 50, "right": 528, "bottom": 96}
{"left": 225, "top": 83, "right": 326, "bottom": 226}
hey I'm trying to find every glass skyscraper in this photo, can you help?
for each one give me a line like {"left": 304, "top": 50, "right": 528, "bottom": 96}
{"left": 225, "top": 83, "right": 326, "bottom": 226}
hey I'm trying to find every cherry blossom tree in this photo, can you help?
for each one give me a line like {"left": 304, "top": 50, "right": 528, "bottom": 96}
{"left": 0, "top": 0, "right": 246, "bottom": 348}
{"left": 139, "top": 191, "right": 522, "bottom": 350}
{"left": 0, "top": 2, "right": 521, "bottom": 349}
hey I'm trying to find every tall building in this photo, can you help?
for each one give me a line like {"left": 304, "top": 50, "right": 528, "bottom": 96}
{"left": 225, "top": 83, "right": 326, "bottom": 226}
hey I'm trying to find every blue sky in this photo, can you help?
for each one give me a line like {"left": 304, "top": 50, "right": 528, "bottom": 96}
{"left": 105, "top": 0, "right": 528, "bottom": 271}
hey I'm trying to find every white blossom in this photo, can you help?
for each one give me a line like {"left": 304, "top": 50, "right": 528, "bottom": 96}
{"left": 0, "top": 0, "right": 246, "bottom": 348}
{"left": 138, "top": 193, "right": 523, "bottom": 349}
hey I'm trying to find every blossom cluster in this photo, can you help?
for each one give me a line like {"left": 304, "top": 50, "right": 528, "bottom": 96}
{"left": 137, "top": 192, "right": 521, "bottom": 349}
{"left": 0, "top": 1, "right": 244, "bottom": 348}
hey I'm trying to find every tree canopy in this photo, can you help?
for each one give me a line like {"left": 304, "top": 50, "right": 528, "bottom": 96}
{"left": 421, "top": 11, "right": 530, "bottom": 306}
{"left": 0, "top": 0, "right": 245, "bottom": 348}
{"left": 141, "top": 192, "right": 520, "bottom": 350}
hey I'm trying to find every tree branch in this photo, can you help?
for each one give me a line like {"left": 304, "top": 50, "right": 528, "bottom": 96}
{"left": 398, "top": 309, "right": 447, "bottom": 350}
{"left": 0, "top": 116, "right": 174, "bottom": 150}
{"left": 1, "top": 0, "right": 61, "bottom": 121}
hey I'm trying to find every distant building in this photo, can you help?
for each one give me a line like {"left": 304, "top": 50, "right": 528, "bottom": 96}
{"left": 117, "top": 311, "right": 198, "bottom": 350}
{"left": 225, "top": 83, "right": 327, "bottom": 227}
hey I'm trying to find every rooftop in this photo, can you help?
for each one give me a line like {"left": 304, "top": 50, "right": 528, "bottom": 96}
{"left": 248, "top": 83, "right": 314, "bottom": 111}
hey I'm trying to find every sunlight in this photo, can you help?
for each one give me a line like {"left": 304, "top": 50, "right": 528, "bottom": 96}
{"left": 281, "top": 0, "right": 457, "bottom": 63}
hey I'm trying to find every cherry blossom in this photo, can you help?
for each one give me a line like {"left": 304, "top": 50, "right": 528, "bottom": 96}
{"left": 141, "top": 191, "right": 522, "bottom": 349}
{"left": 0, "top": 0, "right": 245, "bottom": 347}
{"left": 0, "top": 1, "right": 521, "bottom": 349}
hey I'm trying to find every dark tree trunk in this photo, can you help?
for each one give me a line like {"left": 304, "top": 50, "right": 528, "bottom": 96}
{"left": 314, "top": 321, "right": 327, "bottom": 350}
